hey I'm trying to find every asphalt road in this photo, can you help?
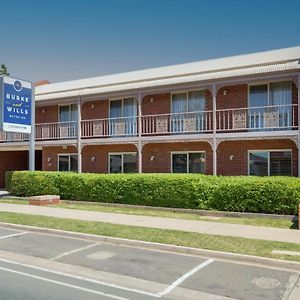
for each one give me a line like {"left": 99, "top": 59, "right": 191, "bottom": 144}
{"left": 0, "top": 225, "right": 298, "bottom": 300}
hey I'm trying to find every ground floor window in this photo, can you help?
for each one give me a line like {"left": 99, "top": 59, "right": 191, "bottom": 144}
{"left": 248, "top": 150, "right": 291, "bottom": 176}
{"left": 172, "top": 152, "right": 206, "bottom": 173}
{"left": 58, "top": 154, "right": 78, "bottom": 172}
{"left": 109, "top": 153, "right": 137, "bottom": 173}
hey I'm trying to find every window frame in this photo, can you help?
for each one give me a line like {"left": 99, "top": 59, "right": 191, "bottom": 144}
{"left": 57, "top": 154, "right": 78, "bottom": 172}
{"left": 171, "top": 89, "right": 206, "bottom": 113}
{"left": 247, "top": 149, "right": 292, "bottom": 176}
{"left": 109, "top": 97, "right": 137, "bottom": 119}
{"left": 108, "top": 152, "right": 137, "bottom": 173}
{"left": 247, "top": 80, "right": 292, "bottom": 108}
{"left": 58, "top": 104, "right": 78, "bottom": 123}
{"left": 170, "top": 151, "right": 206, "bottom": 174}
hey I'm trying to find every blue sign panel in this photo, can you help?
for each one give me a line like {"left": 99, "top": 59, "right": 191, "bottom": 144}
{"left": 1, "top": 77, "right": 32, "bottom": 133}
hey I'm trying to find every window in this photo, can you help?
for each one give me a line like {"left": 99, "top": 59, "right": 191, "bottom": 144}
{"left": 171, "top": 90, "right": 206, "bottom": 133}
{"left": 172, "top": 152, "right": 206, "bottom": 173}
{"left": 59, "top": 104, "right": 78, "bottom": 137}
{"left": 58, "top": 155, "right": 78, "bottom": 172}
{"left": 248, "top": 81, "right": 292, "bottom": 129}
{"left": 109, "top": 153, "right": 137, "bottom": 173}
{"left": 109, "top": 98, "right": 137, "bottom": 136}
{"left": 249, "top": 150, "right": 291, "bottom": 176}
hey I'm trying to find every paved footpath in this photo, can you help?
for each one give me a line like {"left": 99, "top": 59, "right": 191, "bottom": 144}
{"left": 0, "top": 203, "right": 299, "bottom": 244}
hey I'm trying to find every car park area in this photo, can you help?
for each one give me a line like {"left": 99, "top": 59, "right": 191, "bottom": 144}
{"left": 0, "top": 225, "right": 298, "bottom": 300}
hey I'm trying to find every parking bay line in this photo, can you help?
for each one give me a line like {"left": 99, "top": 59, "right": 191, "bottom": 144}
{"left": 0, "top": 265, "right": 129, "bottom": 300}
{"left": 0, "top": 258, "right": 161, "bottom": 298}
{"left": 49, "top": 242, "right": 100, "bottom": 261}
{"left": 158, "top": 258, "right": 214, "bottom": 296}
{"left": 0, "top": 232, "right": 27, "bottom": 240}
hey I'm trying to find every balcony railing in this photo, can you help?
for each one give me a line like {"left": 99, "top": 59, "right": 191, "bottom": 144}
{"left": 216, "top": 104, "right": 298, "bottom": 131}
{"left": 0, "top": 105, "right": 297, "bottom": 143}
{"left": 141, "top": 111, "right": 213, "bottom": 135}
{"left": 36, "top": 121, "right": 77, "bottom": 140}
{"left": 81, "top": 116, "right": 137, "bottom": 138}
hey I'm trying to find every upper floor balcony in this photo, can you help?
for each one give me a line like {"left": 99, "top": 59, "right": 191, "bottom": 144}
{"left": 0, "top": 103, "right": 297, "bottom": 144}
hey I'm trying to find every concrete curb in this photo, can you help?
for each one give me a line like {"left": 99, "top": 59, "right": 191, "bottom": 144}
{"left": 1, "top": 221, "right": 300, "bottom": 272}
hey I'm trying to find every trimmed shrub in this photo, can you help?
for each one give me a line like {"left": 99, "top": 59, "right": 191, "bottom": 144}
{"left": 6, "top": 171, "right": 300, "bottom": 214}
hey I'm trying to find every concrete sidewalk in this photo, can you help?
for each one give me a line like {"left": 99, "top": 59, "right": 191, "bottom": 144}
{"left": 0, "top": 203, "right": 299, "bottom": 244}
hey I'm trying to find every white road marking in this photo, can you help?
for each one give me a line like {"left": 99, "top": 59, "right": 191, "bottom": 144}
{"left": 49, "top": 242, "right": 100, "bottom": 261}
{"left": 0, "top": 266, "right": 128, "bottom": 300}
{"left": 281, "top": 273, "right": 300, "bottom": 300}
{"left": 0, "top": 232, "right": 27, "bottom": 240}
{"left": 158, "top": 258, "right": 214, "bottom": 296}
{"left": 0, "top": 258, "right": 161, "bottom": 298}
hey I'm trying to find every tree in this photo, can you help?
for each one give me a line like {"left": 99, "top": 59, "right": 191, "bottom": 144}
{"left": 0, "top": 64, "right": 9, "bottom": 76}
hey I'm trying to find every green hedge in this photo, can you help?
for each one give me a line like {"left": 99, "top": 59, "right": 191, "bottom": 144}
{"left": 6, "top": 171, "right": 300, "bottom": 214}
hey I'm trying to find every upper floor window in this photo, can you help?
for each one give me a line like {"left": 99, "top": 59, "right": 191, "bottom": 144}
{"left": 110, "top": 98, "right": 137, "bottom": 136}
{"left": 248, "top": 81, "right": 292, "bottom": 129}
{"left": 171, "top": 90, "right": 206, "bottom": 114}
{"left": 59, "top": 104, "right": 77, "bottom": 122}
{"left": 59, "top": 104, "right": 77, "bottom": 138}
{"left": 171, "top": 90, "right": 206, "bottom": 133}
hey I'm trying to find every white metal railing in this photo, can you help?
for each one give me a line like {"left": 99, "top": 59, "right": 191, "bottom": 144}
{"left": 141, "top": 111, "right": 213, "bottom": 135}
{"left": 35, "top": 121, "right": 77, "bottom": 140}
{"left": 0, "top": 131, "right": 29, "bottom": 143}
{"left": 81, "top": 116, "right": 137, "bottom": 138}
{"left": 216, "top": 104, "right": 298, "bottom": 131}
{"left": 0, "top": 104, "right": 297, "bottom": 143}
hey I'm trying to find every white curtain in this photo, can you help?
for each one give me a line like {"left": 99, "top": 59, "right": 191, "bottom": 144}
{"left": 269, "top": 81, "right": 291, "bottom": 106}
{"left": 188, "top": 91, "right": 205, "bottom": 112}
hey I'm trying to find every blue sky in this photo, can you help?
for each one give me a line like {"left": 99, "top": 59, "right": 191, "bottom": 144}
{"left": 1, "top": 0, "right": 299, "bottom": 83}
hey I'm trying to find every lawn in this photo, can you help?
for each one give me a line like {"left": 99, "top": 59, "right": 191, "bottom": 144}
{"left": 0, "top": 211, "right": 299, "bottom": 262}
{"left": 0, "top": 197, "right": 296, "bottom": 229}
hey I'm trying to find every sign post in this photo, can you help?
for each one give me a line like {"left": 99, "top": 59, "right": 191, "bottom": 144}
{"left": 0, "top": 76, "right": 34, "bottom": 170}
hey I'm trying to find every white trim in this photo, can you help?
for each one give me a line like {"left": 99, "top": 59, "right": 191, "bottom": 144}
{"left": 170, "top": 151, "right": 206, "bottom": 174}
{"left": 108, "top": 152, "right": 137, "bottom": 173}
{"left": 57, "top": 153, "right": 78, "bottom": 172}
{"left": 247, "top": 149, "right": 292, "bottom": 176}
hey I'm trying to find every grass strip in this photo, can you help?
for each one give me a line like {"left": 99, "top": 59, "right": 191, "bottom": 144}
{"left": 0, "top": 211, "right": 299, "bottom": 262}
{"left": 0, "top": 198, "right": 295, "bottom": 229}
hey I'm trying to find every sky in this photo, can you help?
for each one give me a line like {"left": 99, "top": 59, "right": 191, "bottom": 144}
{"left": 0, "top": 0, "right": 300, "bottom": 83}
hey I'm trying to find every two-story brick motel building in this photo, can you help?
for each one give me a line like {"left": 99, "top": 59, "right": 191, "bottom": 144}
{"left": 0, "top": 46, "right": 300, "bottom": 187}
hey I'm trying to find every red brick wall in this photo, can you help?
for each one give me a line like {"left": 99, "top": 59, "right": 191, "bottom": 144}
{"left": 142, "top": 93, "right": 171, "bottom": 115}
{"left": 82, "top": 144, "right": 137, "bottom": 173}
{"left": 217, "top": 139, "right": 298, "bottom": 176}
{"left": 42, "top": 144, "right": 137, "bottom": 172}
{"left": 142, "top": 142, "right": 213, "bottom": 174}
{"left": 0, "top": 151, "right": 28, "bottom": 187}
{"left": 35, "top": 105, "right": 58, "bottom": 124}
{"left": 42, "top": 146, "right": 77, "bottom": 171}
{"left": 81, "top": 100, "right": 109, "bottom": 120}
{"left": 217, "top": 84, "right": 248, "bottom": 110}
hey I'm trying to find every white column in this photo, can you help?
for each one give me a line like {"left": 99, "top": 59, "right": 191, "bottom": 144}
{"left": 212, "top": 84, "right": 217, "bottom": 175}
{"left": 297, "top": 74, "right": 300, "bottom": 177}
{"left": 137, "top": 93, "right": 142, "bottom": 173}
{"left": 77, "top": 97, "right": 82, "bottom": 173}
{"left": 29, "top": 86, "right": 35, "bottom": 171}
